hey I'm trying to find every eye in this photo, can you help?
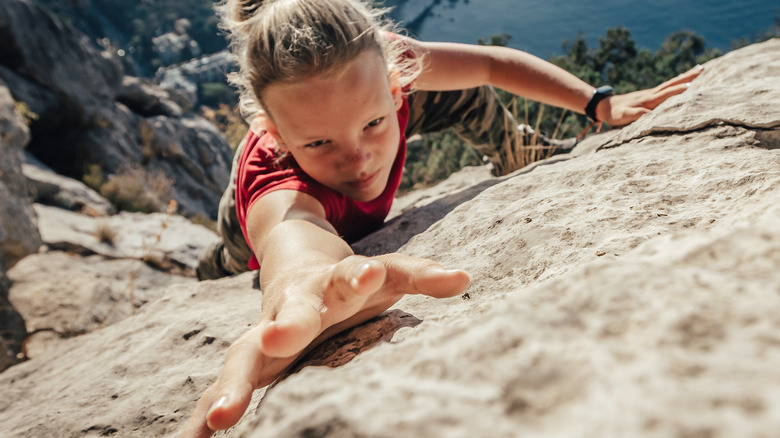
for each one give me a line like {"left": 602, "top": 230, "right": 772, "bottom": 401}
{"left": 365, "top": 117, "right": 384, "bottom": 129}
{"left": 304, "top": 139, "right": 329, "bottom": 148}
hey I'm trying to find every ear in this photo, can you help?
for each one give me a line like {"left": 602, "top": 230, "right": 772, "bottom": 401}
{"left": 389, "top": 70, "right": 403, "bottom": 110}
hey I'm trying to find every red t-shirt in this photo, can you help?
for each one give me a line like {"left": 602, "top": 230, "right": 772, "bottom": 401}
{"left": 235, "top": 95, "right": 410, "bottom": 269}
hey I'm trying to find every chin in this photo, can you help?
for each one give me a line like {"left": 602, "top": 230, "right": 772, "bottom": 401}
{"left": 349, "top": 189, "right": 382, "bottom": 203}
{"left": 346, "top": 172, "right": 390, "bottom": 202}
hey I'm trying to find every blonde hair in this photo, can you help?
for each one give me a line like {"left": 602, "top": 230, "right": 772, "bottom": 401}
{"left": 219, "top": 0, "right": 421, "bottom": 120}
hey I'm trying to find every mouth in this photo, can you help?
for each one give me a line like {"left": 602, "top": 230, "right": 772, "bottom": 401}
{"left": 345, "top": 169, "right": 380, "bottom": 190}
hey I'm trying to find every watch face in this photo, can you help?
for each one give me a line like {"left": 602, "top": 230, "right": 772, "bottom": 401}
{"left": 596, "top": 85, "right": 614, "bottom": 95}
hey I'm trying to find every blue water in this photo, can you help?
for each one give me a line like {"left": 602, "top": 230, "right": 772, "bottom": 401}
{"left": 383, "top": 0, "right": 779, "bottom": 58}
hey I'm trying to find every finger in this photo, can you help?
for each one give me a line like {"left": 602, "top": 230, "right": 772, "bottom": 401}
{"left": 647, "top": 82, "right": 692, "bottom": 110}
{"left": 611, "top": 107, "right": 651, "bottom": 127}
{"left": 180, "top": 383, "right": 220, "bottom": 438}
{"left": 412, "top": 266, "right": 470, "bottom": 298}
{"left": 657, "top": 65, "right": 704, "bottom": 90}
{"left": 261, "top": 295, "right": 322, "bottom": 358}
{"left": 379, "top": 254, "right": 470, "bottom": 298}
{"left": 262, "top": 257, "right": 389, "bottom": 358}
{"left": 203, "top": 327, "right": 269, "bottom": 431}
{"left": 331, "top": 257, "right": 387, "bottom": 297}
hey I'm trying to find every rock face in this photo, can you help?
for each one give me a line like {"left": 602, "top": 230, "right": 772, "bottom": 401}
{"left": 23, "top": 152, "right": 115, "bottom": 216}
{"left": 33, "top": 204, "right": 219, "bottom": 271}
{"left": 6, "top": 202, "right": 218, "bottom": 359}
{"left": 0, "top": 39, "right": 778, "bottom": 438}
{"left": 0, "top": 82, "right": 40, "bottom": 372}
{"left": 0, "top": 0, "right": 232, "bottom": 219}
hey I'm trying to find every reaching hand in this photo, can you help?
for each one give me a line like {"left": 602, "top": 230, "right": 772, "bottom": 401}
{"left": 180, "top": 253, "right": 469, "bottom": 437}
{"left": 598, "top": 65, "right": 704, "bottom": 127}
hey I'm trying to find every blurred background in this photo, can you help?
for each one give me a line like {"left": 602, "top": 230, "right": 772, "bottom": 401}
{"left": 29, "top": 0, "right": 780, "bottom": 190}
{"left": 384, "top": 0, "right": 779, "bottom": 58}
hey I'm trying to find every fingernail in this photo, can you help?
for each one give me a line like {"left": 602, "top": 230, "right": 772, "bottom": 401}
{"left": 695, "top": 64, "right": 703, "bottom": 70}
{"left": 209, "top": 395, "right": 228, "bottom": 413}
{"left": 350, "top": 264, "right": 368, "bottom": 288}
{"left": 352, "top": 262, "right": 371, "bottom": 283}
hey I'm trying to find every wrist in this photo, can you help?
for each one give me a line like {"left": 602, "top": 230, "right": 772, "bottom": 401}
{"left": 585, "top": 85, "right": 614, "bottom": 122}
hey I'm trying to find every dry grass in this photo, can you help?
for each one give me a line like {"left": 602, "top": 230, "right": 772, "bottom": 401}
{"left": 95, "top": 200, "right": 184, "bottom": 329}
{"left": 500, "top": 98, "right": 569, "bottom": 175}
{"left": 99, "top": 165, "right": 173, "bottom": 214}
{"left": 94, "top": 221, "right": 118, "bottom": 246}
{"left": 201, "top": 104, "right": 249, "bottom": 152}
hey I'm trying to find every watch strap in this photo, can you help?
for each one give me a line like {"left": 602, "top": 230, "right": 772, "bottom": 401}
{"left": 585, "top": 85, "right": 614, "bottom": 122}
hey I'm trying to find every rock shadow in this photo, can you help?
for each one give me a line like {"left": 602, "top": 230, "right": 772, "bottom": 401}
{"left": 352, "top": 178, "right": 504, "bottom": 256}
{"left": 258, "top": 309, "right": 422, "bottom": 402}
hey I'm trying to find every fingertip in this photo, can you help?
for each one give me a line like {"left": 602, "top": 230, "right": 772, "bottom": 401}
{"left": 416, "top": 266, "right": 471, "bottom": 298}
{"left": 350, "top": 262, "right": 372, "bottom": 289}
{"left": 449, "top": 269, "right": 471, "bottom": 293}
{"left": 205, "top": 395, "right": 227, "bottom": 429}
{"left": 349, "top": 259, "right": 385, "bottom": 294}
{"left": 261, "top": 316, "right": 318, "bottom": 358}
{"left": 205, "top": 394, "right": 243, "bottom": 432}
{"left": 454, "top": 268, "right": 471, "bottom": 284}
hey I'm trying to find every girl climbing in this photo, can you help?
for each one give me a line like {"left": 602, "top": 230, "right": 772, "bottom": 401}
{"left": 183, "top": 1, "right": 702, "bottom": 435}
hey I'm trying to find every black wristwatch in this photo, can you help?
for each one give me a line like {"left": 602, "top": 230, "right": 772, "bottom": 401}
{"left": 585, "top": 85, "right": 614, "bottom": 122}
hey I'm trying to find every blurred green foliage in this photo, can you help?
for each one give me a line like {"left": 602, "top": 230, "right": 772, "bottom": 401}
{"left": 402, "top": 23, "right": 778, "bottom": 191}
{"left": 200, "top": 82, "right": 238, "bottom": 108}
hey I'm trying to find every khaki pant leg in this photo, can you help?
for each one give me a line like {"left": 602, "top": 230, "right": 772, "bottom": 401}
{"left": 196, "top": 137, "right": 255, "bottom": 280}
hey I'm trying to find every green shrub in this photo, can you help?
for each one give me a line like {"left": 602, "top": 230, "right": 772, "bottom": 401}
{"left": 200, "top": 82, "right": 238, "bottom": 108}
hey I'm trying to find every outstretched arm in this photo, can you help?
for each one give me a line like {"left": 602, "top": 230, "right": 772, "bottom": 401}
{"left": 181, "top": 190, "right": 470, "bottom": 437}
{"left": 407, "top": 38, "right": 703, "bottom": 127}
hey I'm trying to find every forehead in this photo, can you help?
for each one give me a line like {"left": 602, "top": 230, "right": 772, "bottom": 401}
{"left": 262, "top": 49, "right": 392, "bottom": 134}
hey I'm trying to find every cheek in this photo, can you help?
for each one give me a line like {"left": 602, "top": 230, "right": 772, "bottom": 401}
{"left": 373, "top": 119, "right": 401, "bottom": 155}
{"left": 296, "top": 154, "right": 333, "bottom": 178}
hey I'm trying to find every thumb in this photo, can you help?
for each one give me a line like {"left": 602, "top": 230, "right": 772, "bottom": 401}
{"left": 378, "top": 254, "right": 470, "bottom": 298}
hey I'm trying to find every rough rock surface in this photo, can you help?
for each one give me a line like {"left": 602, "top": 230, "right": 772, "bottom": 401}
{"left": 34, "top": 204, "right": 219, "bottom": 272}
{"left": 23, "top": 153, "right": 115, "bottom": 216}
{"left": 8, "top": 251, "right": 195, "bottom": 359}
{"left": 0, "top": 82, "right": 40, "bottom": 372}
{"left": 0, "top": 85, "right": 40, "bottom": 272}
{"left": 0, "top": 40, "right": 778, "bottom": 438}
{"left": 0, "top": 0, "right": 233, "bottom": 219}
{"left": 117, "top": 76, "right": 191, "bottom": 118}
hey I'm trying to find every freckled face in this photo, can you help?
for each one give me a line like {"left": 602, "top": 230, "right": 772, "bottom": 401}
{"left": 262, "top": 49, "right": 402, "bottom": 202}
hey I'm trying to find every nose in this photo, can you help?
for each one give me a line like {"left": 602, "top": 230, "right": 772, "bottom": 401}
{"left": 338, "top": 142, "right": 372, "bottom": 174}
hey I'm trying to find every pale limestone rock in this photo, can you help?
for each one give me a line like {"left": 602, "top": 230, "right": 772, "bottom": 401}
{"left": 23, "top": 153, "right": 115, "bottom": 216}
{"left": 8, "top": 252, "right": 195, "bottom": 358}
{"left": 34, "top": 204, "right": 219, "bottom": 271}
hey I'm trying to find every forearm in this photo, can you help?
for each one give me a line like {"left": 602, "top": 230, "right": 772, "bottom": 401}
{"left": 415, "top": 42, "right": 597, "bottom": 116}
{"left": 486, "top": 46, "right": 594, "bottom": 114}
